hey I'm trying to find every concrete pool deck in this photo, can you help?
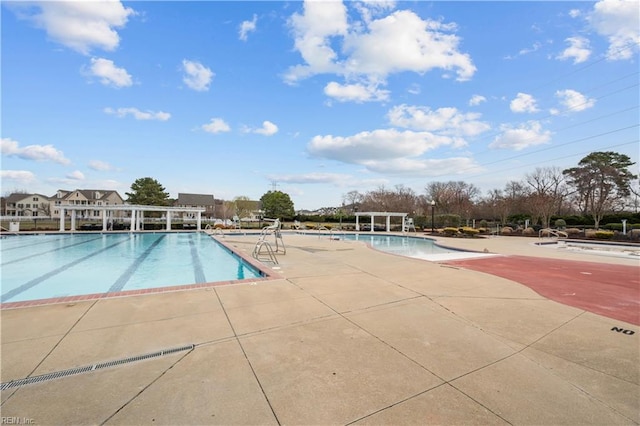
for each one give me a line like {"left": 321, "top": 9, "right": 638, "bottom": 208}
{"left": 1, "top": 233, "right": 638, "bottom": 425}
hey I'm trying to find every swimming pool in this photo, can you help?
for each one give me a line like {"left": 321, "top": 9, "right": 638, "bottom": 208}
{"left": 331, "top": 233, "right": 461, "bottom": 258}
{"left": 1, "top": 233, "right": 262, "bottom": 304}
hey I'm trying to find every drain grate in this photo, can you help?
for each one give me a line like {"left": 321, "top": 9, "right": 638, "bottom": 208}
{"left": 1, "top": 344, "right": 194, "bottom": 390}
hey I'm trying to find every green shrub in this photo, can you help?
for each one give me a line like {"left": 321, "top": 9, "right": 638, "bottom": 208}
{"left": 554, "top": 219, "right": 566, "bottom": 229}
{"left": 479, "top": 220, "right": 488, "bottom": 229}
{"left": 594, "top": 230, "right": 614, "bottom": 240}
{"left": 442, "top": 227, "right": 459, "bottom": 236}
{"left": 460, "top": 227, "right": 479, "bottom": 237}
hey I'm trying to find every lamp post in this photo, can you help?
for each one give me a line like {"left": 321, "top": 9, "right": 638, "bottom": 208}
{"left": 430, "top": 200, "right": 436, "bottom": 234}
{"left": 354, "top": 204, "right": 359, "bottom": 231}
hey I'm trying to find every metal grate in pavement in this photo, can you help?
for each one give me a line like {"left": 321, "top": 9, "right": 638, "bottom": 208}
{"left": 1, "top": 344, "right": 194, "bottom": 390}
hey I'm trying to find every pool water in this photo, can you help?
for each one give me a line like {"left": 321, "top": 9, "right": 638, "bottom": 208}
{"left": 1, "top": 233, "right": 261, "bottom": 303}
{"left": 335, "top": 234, "right": 459, "bottom": 258}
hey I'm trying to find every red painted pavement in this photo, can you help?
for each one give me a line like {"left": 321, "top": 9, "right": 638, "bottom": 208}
{"left": 445, "top": 255, "right": 640, "bottom": 326}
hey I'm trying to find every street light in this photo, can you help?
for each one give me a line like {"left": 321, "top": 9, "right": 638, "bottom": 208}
{"left": 430, "top": 200, "right": 436, "bottom": 234}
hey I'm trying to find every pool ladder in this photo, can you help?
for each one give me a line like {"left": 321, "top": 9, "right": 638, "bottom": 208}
{"left": 0, "top": 226, "right": 18, "bottom": 237}
{"left": 252, "top": 240, "right": 279, "bottom": 264}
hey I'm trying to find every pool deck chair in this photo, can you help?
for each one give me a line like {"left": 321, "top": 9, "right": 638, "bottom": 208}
{"left": 293, "top": 220, "right": 307, "bottom": 230}
{"left": 404, "top": 217, "right": 416, "bottom": 232}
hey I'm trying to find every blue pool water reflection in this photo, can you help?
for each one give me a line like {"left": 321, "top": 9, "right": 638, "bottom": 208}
{"left": 1, "top": 233, "right": 261, "bottom": 303}
{"left": 335, "top": 233, "right": 460, "bottom": 258}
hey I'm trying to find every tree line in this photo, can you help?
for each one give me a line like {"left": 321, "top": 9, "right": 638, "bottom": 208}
{"left": 339, "top": 151, "right": 638, "bottom": 229}
{"left": 125, "top": 151, "right": 638, "bottom": 229}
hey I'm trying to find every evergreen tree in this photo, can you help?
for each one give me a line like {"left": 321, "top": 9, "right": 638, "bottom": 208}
{"left": 260, "top": 190, "right": 295, "bottom": 219}
{"left": 563, "top": 152, "right": 636, "bottom": 229}
{"left": 126, "top": 177, "right": 170, "bottom": 206}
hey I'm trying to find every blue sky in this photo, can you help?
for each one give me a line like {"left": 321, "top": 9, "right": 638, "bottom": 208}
{"left": 2, "top": 0, "right": 639, "bottom": 210}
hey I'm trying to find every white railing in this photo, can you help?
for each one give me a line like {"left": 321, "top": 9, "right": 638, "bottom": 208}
{"left": 539, "top": 228, "right": 568, "bottom": 238}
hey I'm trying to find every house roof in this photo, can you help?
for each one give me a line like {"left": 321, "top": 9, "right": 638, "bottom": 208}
{"left": 62, "top": 189, "right": 123, "bottom": 201}
{"left": 5, "top": 193, "right": 50, "bottom": 203}
{"left": 176, "top": 193, "right": 215, "bottom": 206}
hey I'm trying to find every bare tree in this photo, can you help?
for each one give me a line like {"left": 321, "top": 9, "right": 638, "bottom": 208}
{"left": 218, "top": 200, "right": 236, "bottom": 220}
{"left": 502, "top": 180, "right": 527, "bottom": 224}
{"left": 524, "top": 167, "right": 568, "bottom": 228}
{"left": 234, "top": 196, "right": 256, "bottom": 219}
{"left": 425, "top": 181, "right": 480, "bottom": 219}
{"left": 342, "top": 190, "right": 364, "bottom": 212}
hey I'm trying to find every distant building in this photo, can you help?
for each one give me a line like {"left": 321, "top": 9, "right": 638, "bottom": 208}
{"left": 2, "top": 193, "right": 52, "bottom": 217}
{"left": 51, "top": 189, "right": 125, "bottom": 219}
{"left": 175, "top": 193, "right": 216, "bottom": 219}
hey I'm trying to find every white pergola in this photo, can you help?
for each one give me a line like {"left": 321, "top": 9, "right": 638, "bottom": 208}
{"left": 355, "top": 212, "right": 409, "bottom": 232}
{"left": 58, "top": 204, "right": 206, "bottom": 232}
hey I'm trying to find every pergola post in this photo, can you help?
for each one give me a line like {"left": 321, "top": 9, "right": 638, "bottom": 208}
{"left": 59, "top": 208, "right": 65, "bottom": 231}
{"left": 386, "top": 216, "right": 391, "bottom": 232}
{"left": 196, "top": 212, "right": 202, "bottom": 231}
{"left": 130, "top": 209, "right": 136, "bottom": 231}
{"left": 102, "top": 210, "right": 108, "bottom": 231}
{"left": 70, "top": 210, "right": 77, "bottom": 231}
{"left": 166, "top": 210, "right": 172, "bottom": 231}
{"left": 370, "top": 215, "right": 374, "bottom": 233}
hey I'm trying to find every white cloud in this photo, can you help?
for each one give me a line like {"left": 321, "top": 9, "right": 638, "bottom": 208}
{"left": 490, "top": 121, "right": 552, "bottom": 151}
{"left": 267, "top": 172, "right": 352, "bottom": 184}
{"left": 555, "top": 89, "right": 596, "bottom": 112}
{"left": 254, "top": 121, "right": 279, "bottom": 136}
{"left": 510, "top": 92, "right": 539, "bottom": 113}
{"left": 569, "top": 9, "right": 582, "bottom": 18}
{"left": 239, "top": 14, "right": 257, "bottom": 41}
{"left": 518, "top": 42, "right": 542, "bottom": 56}
{"left": 286, "top": 0, "right": 348, "bottom": 82}
{"left": 1, "top": 137, "right": 71, "bottom": 165}
{"left": 353, "top": 0, "right": 397, "bottom": 23}
{"left": 104, "top": 107, "right": 170, "bottom": 121}
{"left": 504, "top": 41, "right": 546, "bottom": 60}
{"left": 363, "top": 157, "right": 482, "bottom": 176}
{"left": 89, "top": 160, "right": 113, "bottom": 171}
{"left": 202, "top": 118, "right": 231, "bottom": 134}
{"left": 407, "top": 84, "right": 421, "bottom": 95}
{"left": 88, "top": 57, "right": 132, "bottom": 87}
{"left": 557, "top": 36, "right": 591, "bottom": 64}
{"left": 589, "top": 0, "right": 640, "bottom": 60}
{"left": 324, "top": 81, "right": 389, "bottom": 102}
{"left": 468, "top": 95, "right": 486, "bottom": 106}
{"left": 308, "top": 128, "right": 457, "bottom": 164}
{"left": 388, "top": 104, "right": 490, "bottom": 137}
{"left": 285, "top": 2, "right": 475, "bottom": 100}
{"left": 182, "top": 59, "right": 214, "bottom": 91}
{"left": 306, "top": 126, "right": 482, "bottom": 176}
{"left": 66, "top": 170, "right": 85, "bottom": 180}
{"left": 0, "top": 170, "right": 37, "bottom": 185}
{"left": 8, "top": 1, "right": 135, "bottom": 55}
{"left": 342, "top": 10, "right": 476, "bottom": 81}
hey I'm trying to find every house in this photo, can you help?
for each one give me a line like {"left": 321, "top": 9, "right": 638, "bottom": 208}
{"left": 51, "top": 189, "right": 125, "bottom": 219}
{"left": 2, "top": 193, "right": 52, "bottom": 217}
{"left": 175, "top": 193, "right": 216, "bottom": 219}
